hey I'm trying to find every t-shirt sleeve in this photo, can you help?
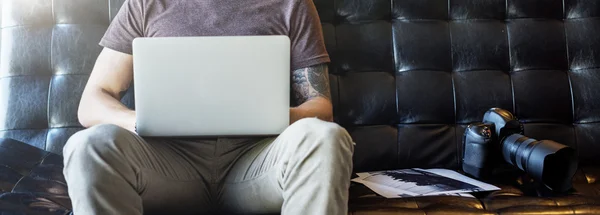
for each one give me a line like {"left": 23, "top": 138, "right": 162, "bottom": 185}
{"left": 289, "top": 0, "right": 331, "bottom": 71}
{"left": 99, "top": 0, "right": 144, "bottom": 54}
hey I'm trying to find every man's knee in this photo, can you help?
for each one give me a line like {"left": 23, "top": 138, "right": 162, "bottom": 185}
{"left": 290, "top": 117, "right": 349, "bottom": 138}
{"left": 63, "top": 124, "right": 133, "bottom": 160}
{"left": 287, "top": 118, "right": 354, "bottom": 155}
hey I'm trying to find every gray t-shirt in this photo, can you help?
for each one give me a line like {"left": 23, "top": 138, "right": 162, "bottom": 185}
{"left": 100, "top": 0, "right": 330, "bottom": 70}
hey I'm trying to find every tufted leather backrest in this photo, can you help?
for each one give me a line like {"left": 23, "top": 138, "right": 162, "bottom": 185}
{"left": 1, "top": 0, "right": 599, "bottom": 172}
{"left": 0, "top": 0, "right": 133, "bottom": 154}
{"left": 318, "top": 0, "right": 600, "bottom": 171}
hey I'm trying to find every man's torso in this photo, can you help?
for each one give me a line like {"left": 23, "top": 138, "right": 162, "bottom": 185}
{"left": 140, "top": 0, "right": 295, "bottom": 38}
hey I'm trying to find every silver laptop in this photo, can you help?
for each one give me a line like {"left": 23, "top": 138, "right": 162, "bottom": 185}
{"left": 132, "top": 36, "right": 290, "bottom": 137}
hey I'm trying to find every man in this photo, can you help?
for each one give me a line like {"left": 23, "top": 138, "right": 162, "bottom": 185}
{"left": 62, "top": 0, "right": 355, "bottom": 214}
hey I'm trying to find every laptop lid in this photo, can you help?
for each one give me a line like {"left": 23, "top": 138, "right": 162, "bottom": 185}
{"left": 132, "top": 36, "right": 290, "bottom": 137}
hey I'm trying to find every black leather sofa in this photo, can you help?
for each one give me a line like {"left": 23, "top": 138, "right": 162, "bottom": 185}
{"left": 1, "top": 0, "right": 599, "bottom": 214}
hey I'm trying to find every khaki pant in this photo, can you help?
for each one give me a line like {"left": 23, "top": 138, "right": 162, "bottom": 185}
{"left": 63, "top": 118, "right": 355, "bottom": 215}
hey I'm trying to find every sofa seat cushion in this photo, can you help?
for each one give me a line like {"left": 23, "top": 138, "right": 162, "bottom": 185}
{"left": 0, "top": 138, "right": 70, "bottom": 215}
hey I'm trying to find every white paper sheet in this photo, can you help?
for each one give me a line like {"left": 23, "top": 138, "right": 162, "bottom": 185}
{"left": 415, "top": 168, "right": 500, "bottom": 194}
{"left": 352, "top": 168, "right": 499, "bottom": 198}
{"left": 355, "top": 179, "right": 476, "bottom": 198}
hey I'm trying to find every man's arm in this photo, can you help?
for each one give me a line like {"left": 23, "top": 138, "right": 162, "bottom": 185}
{"left": 78, "top": 48, "right": 136, "bottom": 132}
{"left": 290, "top": 64, "right": 333, "bottom": 123}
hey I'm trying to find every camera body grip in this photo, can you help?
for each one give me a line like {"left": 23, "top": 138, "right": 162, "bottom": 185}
{"left": 462, "top": 123, "right": 494, "bottom": 178}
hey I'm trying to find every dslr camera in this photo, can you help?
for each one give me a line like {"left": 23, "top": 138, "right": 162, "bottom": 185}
{"left": 462, "top": 108, "right": 578, "bottom": 192}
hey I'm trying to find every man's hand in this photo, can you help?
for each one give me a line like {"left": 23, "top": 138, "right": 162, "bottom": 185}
{"left": 290, "top": 64, "right": 333, "bottom": 123}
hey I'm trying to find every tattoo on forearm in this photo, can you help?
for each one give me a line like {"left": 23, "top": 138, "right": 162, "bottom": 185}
{"left": 291, "top": 64, "right": 331, "bottom": 105}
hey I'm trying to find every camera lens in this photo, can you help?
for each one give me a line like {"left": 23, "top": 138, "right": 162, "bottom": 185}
{"left": 501, "top": 134, "right": 578, "bottom": 192}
